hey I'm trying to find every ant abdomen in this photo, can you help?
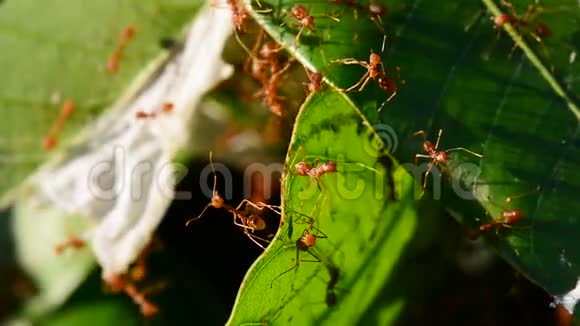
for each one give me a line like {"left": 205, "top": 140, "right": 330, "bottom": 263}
{"left": 502, "top": 209, "right": 524, "bottom": 224}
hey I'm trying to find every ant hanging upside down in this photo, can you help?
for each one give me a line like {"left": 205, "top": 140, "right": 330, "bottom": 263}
{"left": 186, "top": 152, "right": 280, "bottom": 249}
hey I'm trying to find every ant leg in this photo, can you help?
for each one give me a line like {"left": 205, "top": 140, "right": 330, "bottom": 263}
{"left": 238, "top": 198, "right": 282, "bottom": 215}
{"left": 331, "top": 58, "right": 368, "bottom": 67}
{"left": 413, "top": 130, "right": 428, "bottom": 143}
{"left": 377, "top": 91, "right": 397, "bottom": 112}
{"left": 434, "top": 129, "right": 443, "bottom": 150}
{"left": 244, "top": 229, "right": 269, "bottom": 250}
{"left": 232, "top": 212, "right": 256, "bottom": 231}
{"left": 303, "top": 249, "right": 322, "bottom": 263}
{"left": 444, "top": 147, "right": 483, "bottom": 158}
{"left": 294, "top": 26, "right": 305, "bottom": 47}
{"left": 356, "top": 75, "right": 372, "bottom": 92}
{"left": 271, "top": 247, "right": 301, "bottom": 287}
{"left": 530, "top": 32, "right": 552, "bottom": 62}
{"left": 422, "top": 161, "right": 436, "bottom": 192}
{"left": 185, "top": 203, "right": 212, "bottom": 226}
{"left": 345, "top": 72, "right": 370, "bottom": 92}
{"left": 502, "top": 187, "right": 541, "bottom": 210}
{"left": 500, "top": 0, "right": 519, "bottom": 18}
{"left": 414, "top": 154, "right": 431, "bottom": 166}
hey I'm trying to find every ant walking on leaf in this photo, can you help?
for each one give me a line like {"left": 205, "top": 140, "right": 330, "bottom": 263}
{"left": 493, "top": 0, "right": 553, "bottom": 61}
{"left": 186, "top": 152, "right": 280, "bottom": 249}
{"left": 478, "top": 188, "right": 540, "bottom": 234}
{"left": 43, "top": 99, "right": 75, "bottom": 151}
{"left": 271, "top": 197, "right": 328, "bottom": 287}
{"left": 331, "top": 35, "right": 402, "bottom": 112}
{"left": 282, "top": 4, "right": 340, "bottom": 47}
{"left": 289, "top": 147, "right": 337, "bottom": 191}
{"left": 413, "top": 129, "right": 483, "bottom": 192}
{"left": 106, "top": 26, "right": 136, "bottom": 74}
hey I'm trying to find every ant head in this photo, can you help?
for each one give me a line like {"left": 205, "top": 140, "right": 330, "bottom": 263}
{"left": 232, "top": 9, "right": 248, "bottom": 31}
{"left": 162, "top": 102, "right": 174, "bottom": 112}
{"left": 211, "top": 194, "right": 225, "bottom": 209}
{"left": 300, "top": 232, "right": 317, "bottom": 248}
{"left": 248, "top": 214, "right": 266, "bottom": 231}
{"left": 260, "top": 41, "right": 278, "bottom": 60}
{"left": 122, "top": 26, "right": 137, "bottom": 41}
{"left": 295, "top": 162, "right": 311, "bottom": 176}
{"left": 369, "top": 52, "right": 381, "bottom": 66}
{"left": 291, "top": 5, "right": 308, "bottom": 19}
{"left": 494, "top": 14, "right": 512, "bottom": 27}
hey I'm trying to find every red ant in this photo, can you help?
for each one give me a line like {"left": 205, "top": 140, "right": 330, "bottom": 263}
{"left": 270, "top": 212, "right": 327, "bottom": 287}
{"left": 105, "top": 274, "right": 159, "bottom": 318}
{"left": 106, "top": 26, "right": 136, "bottom": 74}
{"left": 413, "top": 129, "right": 482, "bottom": 190}
{"left": 289, "top": 5, "right": 315, "bottom": 46}
{"left": 493, "top": 0, "right": 552, "bottom": 59}
{"left": 43, "top": 99, "right": 75, "bottom": 151}
{"left": 284, "top": 5, "right": 339, "bottom": 47}
{"left": 135, "top": 102, "right": 175, "bottom": 119}
{"left": 290, "top": 147, "right": 337, "bottom": 190}
{"left": 295, "top": 160, "right": 337, "bottom": 190}
{"left": 54, "top": 235, "right": 85, "bottom": 255}
{"left": 304, "top": 67, "right": 323, "bottom": 94}
{"left": 332, "top": 35, "right": 401, "bottom": 112}
{"left": 479, "top": 189, "right": 539, "bottom": 233}
{"left": 185, "top": 152, "right": 279, "bottom": 249}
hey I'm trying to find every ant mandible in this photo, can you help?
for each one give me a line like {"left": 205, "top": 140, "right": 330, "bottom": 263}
{"left": 413, "top": 129, "right": 483, "bottom": 190}
{"left": 332, "top": 35, "right": 400, "bottom": 112}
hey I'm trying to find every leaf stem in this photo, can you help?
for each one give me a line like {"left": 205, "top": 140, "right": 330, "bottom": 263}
{"left": 480, "top": 0, "right": 580, "bottom": 121}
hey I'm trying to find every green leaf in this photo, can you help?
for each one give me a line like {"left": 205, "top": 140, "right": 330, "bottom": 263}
{"left": 227, "top": 89, "right": 419, "bottom": 325}
{"left": 12, "top": 198, "right": 96, "bottom": 318}
{"left": 42, "top": 299, "right": 140, "bottom": 326}
{"left": 0, "top": 0, "right": 200, "bottom": 201}
{"left": 242, "top": 0, "right": 580, "bottom": 315}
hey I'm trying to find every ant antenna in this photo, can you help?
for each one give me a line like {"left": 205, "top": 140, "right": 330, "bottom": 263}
{"left": 186, "top": 151, "right": 223, "bottom": 226}
{"left": 380, "top": 34, "right": 387, "bottom": 54}
{"left": 445, "top": 147, "right": 483, "bottom": 158}
{"left": 209, "top": 151, "right": 217, "bottom": 196}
